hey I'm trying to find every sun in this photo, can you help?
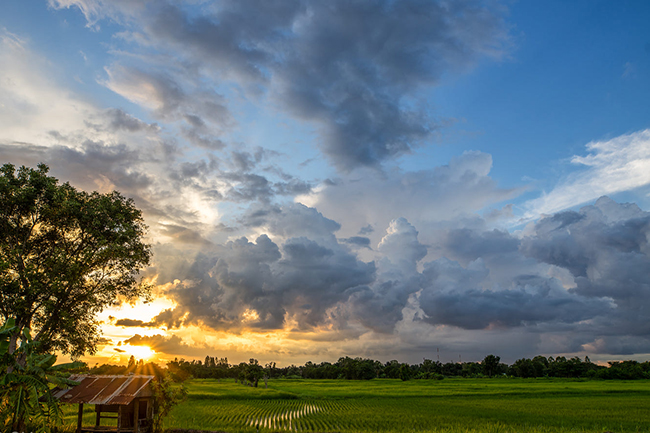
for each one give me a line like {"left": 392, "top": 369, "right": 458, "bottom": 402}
{"left": 123, "top": 344, "right": 156, "bottom": 360}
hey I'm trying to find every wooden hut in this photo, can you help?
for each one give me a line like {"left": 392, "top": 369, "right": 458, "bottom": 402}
{"left": 53, "top": 374, "right": 155, "bottom": 433}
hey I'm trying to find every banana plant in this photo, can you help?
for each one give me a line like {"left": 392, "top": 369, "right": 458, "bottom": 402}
{"left": 1, "top": 318, "right": 84, "bottom": 432}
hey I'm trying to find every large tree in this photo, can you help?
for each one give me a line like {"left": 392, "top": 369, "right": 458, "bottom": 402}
{"left": 0, "top": 163, "right": 151, "bottom": 358}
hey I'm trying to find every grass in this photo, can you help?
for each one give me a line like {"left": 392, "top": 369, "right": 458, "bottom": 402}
{"left": 61, "top": 378, "right": 650, "bottom": 432}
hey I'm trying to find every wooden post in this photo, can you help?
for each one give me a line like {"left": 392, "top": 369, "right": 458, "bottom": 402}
{"left": 76, "top": 403, "right": 84, "bottom": 433}
{"left": 133, "top": 398, "right": 140, "bottom": 433}
{"left": 95, "top": 405, "right": 101, "bottom": 428}
{"left": 117, "top": 405, "right": 122, "bottom": 433}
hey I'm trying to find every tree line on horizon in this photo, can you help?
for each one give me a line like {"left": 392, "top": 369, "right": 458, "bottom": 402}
{"left": 87, "top": 353, "right": 650, "bottom": 383}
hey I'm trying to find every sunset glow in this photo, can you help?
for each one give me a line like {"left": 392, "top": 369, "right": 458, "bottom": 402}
{"left": 3, "top": 1, "right": 650, "bottom": 367}
{"left": 122, "top": 345, "right": 156, "bottom": 361}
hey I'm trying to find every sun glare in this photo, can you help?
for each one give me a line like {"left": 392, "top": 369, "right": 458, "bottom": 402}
{"left": 123, "top": 344, "right": 155, "bottom": 360}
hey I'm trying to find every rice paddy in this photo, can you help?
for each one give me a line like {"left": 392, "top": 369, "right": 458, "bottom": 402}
{"left": 62, "top": 378, "right": 650, "bottom": 432}
{"left": 162, "top": 378, "right": 650, "bottom": 432}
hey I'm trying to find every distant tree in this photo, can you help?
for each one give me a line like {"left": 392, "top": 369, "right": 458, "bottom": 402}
{"left": 384, "top": 360, "right": 401, "bottom": 379}
{"left": 127, "top": 355, "right": 136, "bottom": 372}
{"left": 399, "top": 363, "right": 412, "bottom": 381}
{"left": 481, "top": 354, "right": 501, "bottom": 377}
{"left": 461, "top": 362, "right": 482, "bottom": 377}
{"left": 0, "top": 163, "right": 151, "bottom": 360}
{"left": 245, "top": 358, "right": 264, "bottom": 387}
{"left": 441, "top": 361, "right": 462, "bottom": 377}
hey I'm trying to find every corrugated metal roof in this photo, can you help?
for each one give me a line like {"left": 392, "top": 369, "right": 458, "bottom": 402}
{"left": 54, "top": 375, "right": 155, "bottom": 405}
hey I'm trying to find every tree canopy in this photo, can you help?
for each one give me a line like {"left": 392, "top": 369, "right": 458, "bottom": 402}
{"left": 0, "top": 163, "right": 151, "bottom": 358}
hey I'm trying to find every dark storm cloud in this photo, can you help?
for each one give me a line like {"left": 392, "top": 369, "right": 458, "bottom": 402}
{"left": 404, "top": 197, "right": 650, "bottom": 355}
{"left": 440, "top": 228, "right": 519, "bottom": 265}
{"left": 418, "top": 261, "right": 609, "bottom": 329}
{"left": 104, "top": 0, "right": 510, "bottom": 171}
{"left": 148, "top": 205, "right": 374, "bottom": 332}
{"left": 239, "top": 203, "right": 341, "bottom": 237}
{"left": 259, "top": 203, "right": 341, "bottom": 239}
{"left": 150, "top": 235, "right": 374, "bottom": 331}
{"left": 521, "top": 197, "right": 650, "bottom": 300}
{"left": 585, "top": 336, "right": 650, "bottom": 355}
{"left": 123, "top": 333, "right": 200, "bottom": 355}
{"left": 520, "top": 197, "right": 650, "bottom": 341}
{"left": 114, "top": 318, "right": 155, "bottom": 327}
{"left": 271, "top": 0, "right": 509, "bottom": 170}
{"left": 341, "top": 236, "right": 371, "bottom": 248}
{"left": 132, "top": 196, "right": 650, "bottom": 356}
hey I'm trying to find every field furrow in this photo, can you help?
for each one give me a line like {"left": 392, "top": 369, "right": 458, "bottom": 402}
{"left": 61, "top": 378, "right": 650, "bottom": 433}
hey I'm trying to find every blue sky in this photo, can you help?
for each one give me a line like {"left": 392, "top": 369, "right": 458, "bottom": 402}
{"left": 1, "top": 0, "right": 650, "bottom": 365}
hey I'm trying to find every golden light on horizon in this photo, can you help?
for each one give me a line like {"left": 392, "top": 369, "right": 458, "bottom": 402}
{"left": 123, "top": 344, "right": 156, "bottom": 360}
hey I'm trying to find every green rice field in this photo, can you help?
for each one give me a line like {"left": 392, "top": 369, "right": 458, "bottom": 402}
{"left": 64, "top": 378, "right": 650, "bottom": 432}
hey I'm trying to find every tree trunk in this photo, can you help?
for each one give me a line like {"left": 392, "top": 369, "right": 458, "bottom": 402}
{"left": 8, "top": 331, "right": 18, "bottom": 354}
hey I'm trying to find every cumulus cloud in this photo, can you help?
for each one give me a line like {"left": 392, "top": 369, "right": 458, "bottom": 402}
{"left": 418, "top": 260, "right": 609, "bottom": 330}
{"left": 139, "top": 198, "right": 649, "bottom": 360}
{"left": 148, "top": 208, "right": 375, "bottom": 332}
{"left": 301, "top": 151, "right": 520, "bottom": 248}
{"left": 520, "top": 197, "right": 650, "bottom": 341}
{"left": 348, "top": 218, "right": 427, "bottom": 333}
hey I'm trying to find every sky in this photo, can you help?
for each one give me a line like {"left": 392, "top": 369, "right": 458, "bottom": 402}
{"left": 1, "top": 0, "right": 650, "bottom": 367}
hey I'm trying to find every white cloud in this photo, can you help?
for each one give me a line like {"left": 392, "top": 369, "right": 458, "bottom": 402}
{"left": 0, "top": 30, "right": 95, "bottom": 146}
{"left": 299, "top": 151, "right": 520, "bottom": 250}
{"left": 524, "top": 129, "right": 650, "bottom": 220}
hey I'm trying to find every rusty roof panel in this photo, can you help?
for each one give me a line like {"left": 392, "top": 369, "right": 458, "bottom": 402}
{"left": 87, "top": 376, "right": 130, "bottom": 405}
{"left": 108, "top": 376, "right": 154, "bottom": 405}
{"left": 56, "top": 375, "right": 154, "bottom": 405}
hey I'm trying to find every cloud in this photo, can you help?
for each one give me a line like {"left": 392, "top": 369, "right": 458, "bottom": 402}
{"left": 148, "top": 219, "right": 375, "bottom": 332}
{"left": 123, "top": 333, "right": 199, "bottom": 356}
{"left": 11, "top": 3, "right": 650, "bottom": 363}
{"left": 114, "top": 318, "right": 155, "bottom": 327}
{"left": 53, "top": 0, "right": 511, "bottom": 171}
{"left": 48, "top": 0, "right": 149, "bottom": 29}
{"left": 524, "top": 129, "right": 650, "bottom": 220}
{"left": 103, "top": 64, "right": 232, "bottom": 129}
{"left": 520, "top": 196, "right": 650, "bottom": 339}
{"left": 141, "top": 197, "right": 649, "bottom": 356}
{"left": 418, "top": 259, "right": 609, "bottom": 329}
{"left": 301, "top": 151, "right": 520, "bottom": 247}
{"left": 0, "top": 29, "right": 95, "bottom": 145}
{"left": 102, "top": 108, "right": 160, "bottom": 133}
{"left": 341, "top": 236, "right": 371, "bottom": 249}
{"left": 347, "top": 218, "right": 427, "bottom": 333}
